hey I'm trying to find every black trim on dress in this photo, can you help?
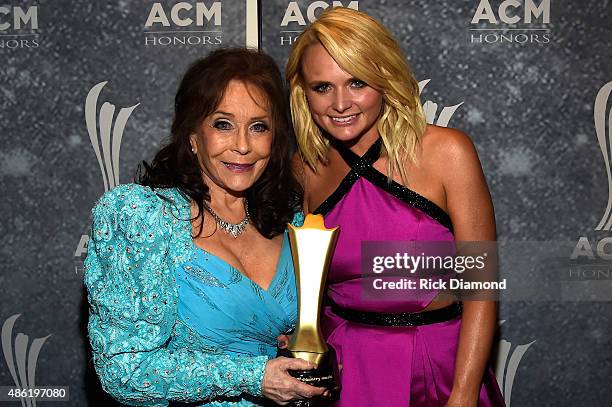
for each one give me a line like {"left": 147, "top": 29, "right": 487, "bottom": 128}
{"left": 313, "top": 137, "right": 454, "bottom": 234}
{"left": 312, "top": 138, "right": 382, "bottom": 217}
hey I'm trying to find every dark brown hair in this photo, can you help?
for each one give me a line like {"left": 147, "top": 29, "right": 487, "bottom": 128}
{"left": 138, "top": 48, "right": 302, "bottom": 238}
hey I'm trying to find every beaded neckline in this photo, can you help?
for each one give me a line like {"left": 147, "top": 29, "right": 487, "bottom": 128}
{"left": 313, "top": 137, "right": 454, "bottom": 233}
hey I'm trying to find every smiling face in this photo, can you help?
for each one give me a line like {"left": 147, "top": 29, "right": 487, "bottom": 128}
{"left": 190, "top": 80, "right": 273, "bottom": 196}
{"left": 301, "top": 43, "right": 384, "bottom": 148}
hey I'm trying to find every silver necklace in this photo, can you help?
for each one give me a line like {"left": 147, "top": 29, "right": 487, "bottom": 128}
{"left": 203, "top": 200, "right": 249, "bottom": 238}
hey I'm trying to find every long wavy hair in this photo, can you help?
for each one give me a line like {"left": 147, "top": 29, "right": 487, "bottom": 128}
{"left": 138, "top": 48, "right": 302, "bottom": 239}
{"left": 286, "top": 7, "right": 427, "bottom": 183}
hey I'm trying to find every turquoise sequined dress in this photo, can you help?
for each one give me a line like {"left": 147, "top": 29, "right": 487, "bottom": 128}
{"left": 84, "top": 184, "right": 302, "bottom": 406}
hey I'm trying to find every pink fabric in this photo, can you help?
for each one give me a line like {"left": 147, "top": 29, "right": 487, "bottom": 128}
{"left": 321, "top": 177, "right": 505, "bottom": 406}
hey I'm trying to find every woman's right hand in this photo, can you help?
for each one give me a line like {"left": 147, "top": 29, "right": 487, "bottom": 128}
{"left": 262, "top": 357, "right": 327, "bottom": 405}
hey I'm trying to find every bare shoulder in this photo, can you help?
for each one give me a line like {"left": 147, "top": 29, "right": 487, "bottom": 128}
{"left": 291, "top": 151, "right": 308, "bottom": 186}
{"left": 291, "top": 151, "right": 316, "bottom": 212}
{"left": 291, "top": 150, "right": 340, "bottom": 213}
{"left": 291, "top": 151, "right": 327, "bottom": 181}
{"left": 415, "top": 124, "right": 487, "bottom": 197}
{"left": 421, "top": 127, "right": 495, "bottom": 239}
{"left": 420, "top": 124, "right": 480, "bottom": 166}
{"left": 291, "top": 151, "right": 304, "bottom": 178}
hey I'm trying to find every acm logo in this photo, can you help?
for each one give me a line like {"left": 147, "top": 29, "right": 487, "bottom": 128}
{"left": 494, "top": 321, "right": 535, "bottom": 407}
{"left": 144, "top": 1, "right": 222, "bottom": 47}
{"left": 279, "top": 1, "right": 358, "bottom": 46}
{"left": 74, "top": 82, "right": 139, "bottom": 261}
{"left": 570, "top": 82, "right": 612, "bottom": 271}
{"left": 593, "top": 82, "right": 612, "bottom": 233}
{"left": 469, "top": 0, "right": 551, "bottom": 45}
{"left": 0, "top": 5, "right": 39, "bottom": 49}
{"left": 419, "top": 79, "right": 463, "bottom": 127}
{"left": 1, "top": 314, "right": 54, "bottom": 406}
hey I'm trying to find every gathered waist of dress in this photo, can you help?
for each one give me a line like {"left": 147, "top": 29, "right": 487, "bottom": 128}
{"left": 329, "top": 300, "right": 462, "bottom": 327}
{"left": 170, "top": 318, "right": 278, "bottom": 358}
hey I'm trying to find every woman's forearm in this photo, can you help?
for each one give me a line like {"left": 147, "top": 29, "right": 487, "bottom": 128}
{"left": 451, "top": 300, "right": 497, "bottom": 400}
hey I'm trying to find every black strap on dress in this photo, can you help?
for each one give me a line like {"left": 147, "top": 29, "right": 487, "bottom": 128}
{"left": 312, "top": 137, "right": 454, "bottom": 234}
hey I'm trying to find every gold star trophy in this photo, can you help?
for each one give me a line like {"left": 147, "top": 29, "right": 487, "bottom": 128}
{"left": 278, "top": 214, "right": 340, "bottom": 406}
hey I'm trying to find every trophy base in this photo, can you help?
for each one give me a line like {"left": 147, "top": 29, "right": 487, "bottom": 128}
{"left": 277, "top": 347, "right": 340, "bottom": 406}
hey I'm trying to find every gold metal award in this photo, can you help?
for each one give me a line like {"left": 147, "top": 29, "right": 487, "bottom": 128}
{"left": 285, "top": 214, "right": 339, "bottom": 366}
{"left": 278, "top": 213, "right": 341, "bottom": 407}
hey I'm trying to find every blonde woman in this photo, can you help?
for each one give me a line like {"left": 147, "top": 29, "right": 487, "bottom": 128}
{"left": 284, "top": 7, "right": 505, "bottom": 407}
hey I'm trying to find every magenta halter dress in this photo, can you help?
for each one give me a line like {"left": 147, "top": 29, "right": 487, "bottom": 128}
{"left": 314, "top": 138, "right": 505, "bottom": 407}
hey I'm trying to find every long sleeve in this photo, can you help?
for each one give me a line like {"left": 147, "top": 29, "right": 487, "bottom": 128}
{"left": 84, "top": 184, "right": 269, "bottom": 407}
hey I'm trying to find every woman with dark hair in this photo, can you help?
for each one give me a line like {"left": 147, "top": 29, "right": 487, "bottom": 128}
{"left": 84, "top": 48, "right": 325, "bottom": 406}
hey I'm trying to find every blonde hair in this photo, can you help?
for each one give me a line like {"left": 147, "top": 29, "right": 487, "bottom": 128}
{"left": 286, "top": 7, "right": 427, "bottom": 183}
